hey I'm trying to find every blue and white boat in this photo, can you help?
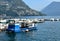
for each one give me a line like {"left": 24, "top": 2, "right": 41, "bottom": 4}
{"left": 6, "top": 20, "right": 37, "bottom": 32}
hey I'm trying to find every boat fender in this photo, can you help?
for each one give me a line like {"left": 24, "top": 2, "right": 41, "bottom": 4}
{"left": 25, "top": 29, "right": 29, "bottom": 32}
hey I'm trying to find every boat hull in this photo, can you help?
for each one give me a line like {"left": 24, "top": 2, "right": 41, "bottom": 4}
{"left": 6, "top": 27, "right": 37, "bottom": 32}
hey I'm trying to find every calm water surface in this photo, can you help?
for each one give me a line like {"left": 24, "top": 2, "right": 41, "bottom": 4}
{"left": 0, "top": 16, "right": 60, "bottom": 41}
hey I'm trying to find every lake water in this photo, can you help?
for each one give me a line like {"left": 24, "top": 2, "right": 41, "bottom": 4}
{"left": 0, "top": 16, "right": 60, "bottom": 41}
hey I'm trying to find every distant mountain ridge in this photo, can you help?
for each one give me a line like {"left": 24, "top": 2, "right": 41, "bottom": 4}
{"left": 0, "top": 0, "right": 45, "bottom": 18}
{"left": 41, "top": 1, "right": 60, "bottom": 16}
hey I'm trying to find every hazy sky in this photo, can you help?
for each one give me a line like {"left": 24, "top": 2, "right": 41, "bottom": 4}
{"left": 23, "top": 0, "right": 60, "bottom": 11}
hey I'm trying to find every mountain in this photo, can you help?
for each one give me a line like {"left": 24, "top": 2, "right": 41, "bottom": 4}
{"left": 41, "top": 1, "right": 60, "bottom": 16}
{"left": 0, "top": 0, "right": 45, "bottom": 18}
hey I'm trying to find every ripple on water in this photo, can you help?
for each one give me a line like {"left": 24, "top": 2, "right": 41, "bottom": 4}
{"left": 0, "top": 21, "right": 60, "bottom": 41}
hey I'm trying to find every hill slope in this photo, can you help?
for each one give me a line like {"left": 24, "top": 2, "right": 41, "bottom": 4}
{"left": 0, "top": 0, "right": 45, "bottom": 18}
{"left": 41, "top": 1, "right": 60, "bottom": 16}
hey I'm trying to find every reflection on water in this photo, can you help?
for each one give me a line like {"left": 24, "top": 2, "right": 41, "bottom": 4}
{"left": 15, "top": 31, "right": 37, "bottom": 41}
{"left": 6, "top": 32, "right": 16, "bottom": 41}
